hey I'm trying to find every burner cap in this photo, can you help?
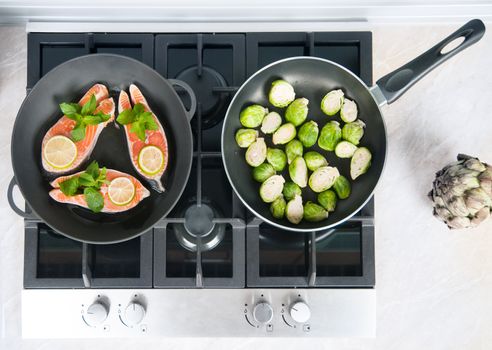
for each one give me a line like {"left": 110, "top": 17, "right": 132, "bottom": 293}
{"left": 175, "top": 66, "right": 227, "bottom": 129}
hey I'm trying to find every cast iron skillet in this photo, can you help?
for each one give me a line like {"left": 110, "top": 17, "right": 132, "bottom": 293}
{"left": 222, "top": 20, "right": 485, "bottom": 232}
{"left": 8, "top": 54, "right": 196, "bottom": 244}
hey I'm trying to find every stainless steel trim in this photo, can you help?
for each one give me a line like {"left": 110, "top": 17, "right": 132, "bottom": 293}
{"left": 369, "top": 85, "right": 388, "bottom": 107}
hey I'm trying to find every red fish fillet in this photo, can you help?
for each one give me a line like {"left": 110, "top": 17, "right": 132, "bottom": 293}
{"left": 41, "top": 84, "right": 115, "bottom": 174}
{"left": 49, "top": 169, "right": 150, "bottom": 213}
{"left": 118, "top": 84, "right": 168, "bottom": 192}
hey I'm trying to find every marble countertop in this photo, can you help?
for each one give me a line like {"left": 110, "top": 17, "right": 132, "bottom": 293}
{"left": 1, "top": 22, "right": 492, "bottom": 350}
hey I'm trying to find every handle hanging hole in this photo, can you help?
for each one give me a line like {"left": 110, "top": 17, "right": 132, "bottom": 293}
{"left": 440, "top": 36, "right": 466, "bottom": 55}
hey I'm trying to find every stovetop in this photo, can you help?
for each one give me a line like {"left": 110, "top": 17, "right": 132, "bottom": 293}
{"left": 24, "top": 32, "right": 375, "bottom": 290}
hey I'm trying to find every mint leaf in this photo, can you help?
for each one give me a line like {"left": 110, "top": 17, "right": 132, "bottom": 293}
{"left": 131, "top": 122, "right": 146, "bottom": 141}
{"left": 85, "top": 161, "right": 100, "bottom": 179}
{"left": 84, "top": 115, "right": 105, "bottom": 125}
{"left": 78, "top": 173, "right": 96, "bottom": 187}
{"left": 60, "top": 102, "right": 80, "bottom": 116}
{"left": 71, "top": 123, "right": 86, "bottom": 142}
{"left": 116, "top": 109, "right": 135, "bottom": 125}
{"left": 81, "top": 94, "right": 97, "bottom": 116}
{"left": 96, "top": 112, "right": 111, "bottom": 122}
{"left": 84, "top": 187, "right": 104, "bottom": 213}
{"left": 65, "top": 113, "right": 82, "bottom": 122}
{"left": 59, "top": 177, "right": 79, "bottom": 196}
{"left": 140, "top": 112, "right": 158, "bottom": 131}
{"left": 133, "top": 103, "right": 145, "bottom": 115}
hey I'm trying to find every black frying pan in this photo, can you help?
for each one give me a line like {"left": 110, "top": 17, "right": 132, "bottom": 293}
{"left": 222, "top": 19, "right": 485, "bottom": 232}
{"left": 8, "top": 54, "right": 196, "bottom": 244}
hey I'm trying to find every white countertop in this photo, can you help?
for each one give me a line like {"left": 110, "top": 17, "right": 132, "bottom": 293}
{"left": 1, "top": 22, "right": 492, "bottom": 349}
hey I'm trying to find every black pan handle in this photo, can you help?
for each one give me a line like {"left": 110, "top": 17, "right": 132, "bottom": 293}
{"left": 7, "top": 177, "right": 30, "bottom": 218}
{"left": 168, "top": 79, "right": 197, "bottom": 122}
{"left": 375, "top": 19, "right": 485, "bottom": 105}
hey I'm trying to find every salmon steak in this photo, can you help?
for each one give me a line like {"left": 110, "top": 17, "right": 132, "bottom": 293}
{"left": 49, "top": 168, "right": 150, "bottom": 213}
{"left": 118, "top": 84, "right": 169, "bottom": 192}
{"left": 41, "top": 84, "right": 115, "bottom": 173}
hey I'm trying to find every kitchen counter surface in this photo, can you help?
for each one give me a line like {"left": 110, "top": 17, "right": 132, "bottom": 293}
{"left": 1, "top": 22, "right": 492, "bottom": 350}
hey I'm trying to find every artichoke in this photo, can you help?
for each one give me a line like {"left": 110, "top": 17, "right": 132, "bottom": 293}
{"left": 429, "top": 154, "right": 492, "bottom": 229}
{"left": 285, "top": 98, "right": 309, "bottom": 126}
{"left": 269, "top": 80, "right": 296, "bottom": 108}
{"left": 240, "top": 105, "right": 268, "bottom": 128}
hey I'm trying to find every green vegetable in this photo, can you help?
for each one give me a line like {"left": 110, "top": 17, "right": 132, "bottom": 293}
{"left": 60, "top": 94, "right": 111, "bottom": 142}
{"left": 283, "top": 181, "right": 302, "bottom": 201}
{"left": 303, "top": 201, "right": 328, "bottom": 222}
{"left": 239, "top": 105, "right": 268, "bottom": 128}
{"left": 268, "top": 80, "right": 296, "bottom": 108}
{"left": 252, "top": 163, "right": 276, "bottom": 183}
{"left": 260, "top": 111, "right": 282, "bottom": 134}
{"left": 333, "top": 175, "right": 351, "bottom": 199}
{"left": 285, "top": 139, "right": 303, "bottom": 164}
{"left": 289, "top": 156, "right": 308, "bottom": 188}
{"left": 308, "top": 166, "right": 340, "bottom": 193}
{"left": 285, "top": 195, "right": 303, "bottom": 224}
{"left": 340, "top": 98, "right": 358, "bottom": 123}
{"left": 270, "top": 196, "right": 287, "bottom": 219}
{"left": 342, "top": 120, "right": 365, "bottom": 146}
{"left": 297, "top": 120, "right": 319, "bottom": 148}
{"left": 267, "top": 148, "right": 287, "bottom": 171}
{"left": 304, "top": 151, "right": 328, "bottom": 171}
{"left": 350, "top": 147, "right": 372, "bottom": 180}
{"left": 116, "top": 103, "right": 158, "bottom": 142}
{"left": 318, "top": 190, "right": 337, "bottom": 212}
{"left": 259, "top": 175, "right": 285, "bottom": 203}
{"left": 235, "top": 129, "right": 258, "bottom": 148}
{"left": 245, "top": 138, "right": 267, "bottom": 167}
{"left": 334, "top": 141, "right": 357, "bottom": 158}
{"left": 285, "top": 98, "right": 309, "bottom": 126}
{"left": 318, "top": 121, "right": 342, "bottom": 151}
{"left": 321, "top": 89, "right": 344, "bottom": 116}
{"left": 272, "top": 123, "right": 297, "bottom": 145}
{"left": 59, "top": 161, "right": 108, "bottom": 213}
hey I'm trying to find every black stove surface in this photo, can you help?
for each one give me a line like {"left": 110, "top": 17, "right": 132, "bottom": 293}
{"left": 24, "top": 32, "right": 374, "bottom": 289}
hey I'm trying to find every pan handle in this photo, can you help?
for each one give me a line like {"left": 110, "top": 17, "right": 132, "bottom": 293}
{"left": 7, "top": 177, "right": 30, "bottom": 218}
{"left": 168, "top": 79, "right": 197, "bottom": 122}
{"left": 374, "top": 19, "right": 485, "bottom": 105}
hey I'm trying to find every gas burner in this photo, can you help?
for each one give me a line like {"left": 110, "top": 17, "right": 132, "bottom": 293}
{"left": 175, "top": 66, "right": 228, "bottom": 129}
{"left": 173, "top": 203, "right": 225, "bottom": 252}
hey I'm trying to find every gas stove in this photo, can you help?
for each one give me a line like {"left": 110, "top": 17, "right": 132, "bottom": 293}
{"left": 22, "top": 32, "right": 375, "bottom": 338}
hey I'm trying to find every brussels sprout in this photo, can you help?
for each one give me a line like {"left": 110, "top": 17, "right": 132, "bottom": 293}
{"left": 342, "top": 120, "right": 365, "bottom": 146}
{"left": 285, "top": 139, "right": 303, "bottom": 164}
{"left": 260, "top": 111, "right": 282, "bottom": 134}
{"left": 285, "top": 195, "right": 303, "bottom": 224}
{"left": 303, "top": 201, "right": 329, "bottom": 222}
{"left": 285, "top": 98, "right": 309, "bottom": 126}
{"left": 235, "top": 128, "right": 258, "bottom": 148}
{"left": 289, "top": 156, "right": 308, "bottom": 188}
{"left": 297, "top": 120, "right": 319, "bottom": 148}
{"left": 245, "top": 137, "right": 267, "bottom": 167}
{"left": 272, "top": 123, "right": 297, "bottom": 145}
{"left": 270, "top": 195, "right": 287, "bottom": 219}
{"left": 340, "top": 99, "right": 358, "bottom": 123}
{"left": 304, "top": 151, "right": 328, "bottom": 171}
{"left": 321, "top": 89, "right": 344, "bottom": 116}
{"left": 283, "top": 181, "right": 302, "bottom": 201}
{"left": 318, "top": 121, "right": 342, "bottom": 151}
{"left": 268, "top": 80, "right": 296, "bottom": 108}
{"left": 259, "top": 175, "right": 285, "bottom": 203}
{"left": 308, "top": 166, "right": 340, "bottom": 193}
{"left": 267, "top": 148, "right": 287, "bottom": 171}
{"left": 350, "top": 147, "right": 372, "bottom": 180}
{"left": 318, "top": 190, "right": 337, "bottom": 212}
{"left": 252, "top": 163, "right": 276, "bottom": 183}
{"left": 334, "top": 141, "right": 357, "bottom": 158}
{"left": 240, "top": 105, "right": 268, "bottom": 128}
{"left": 333, "top": 175, "right": 351, "bottom": 199}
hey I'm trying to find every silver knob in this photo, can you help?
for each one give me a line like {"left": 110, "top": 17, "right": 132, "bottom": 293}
{"left": 289, "top": 301, "right": 311, "bottom": 323}
{"left": 253, "top": 302, "right": 273, "bottom": 324}
{"left": 84, "top": 302, "right": 108, "bottom": 327}
{"left": 123, "top": 302, "right": 146, "bottom": 327}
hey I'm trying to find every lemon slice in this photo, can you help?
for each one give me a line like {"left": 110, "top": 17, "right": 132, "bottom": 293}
{"left": 43, "top": 135, "right": 77, "bottom": 169}
{"left": 108, "top": 177, "right": 135, "bottom": 206}
{"left": 138, "top": 145, "right": 164, "bottom": 175}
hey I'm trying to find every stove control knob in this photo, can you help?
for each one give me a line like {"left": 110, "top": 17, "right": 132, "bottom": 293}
{"left": 253, "top": 302, "right": 273, "bottom": 324}
{"left": 123, "top": 302, "right": 146, "bottom": 327}
{"left": 289, "top": 301, "right": 311, "bottom": 323}
{"left": 84, "top": 302, "right": 108, "bottom": 327}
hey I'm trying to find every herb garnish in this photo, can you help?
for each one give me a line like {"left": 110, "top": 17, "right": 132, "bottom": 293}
{"left": 116, "top": 103, "right": 158, "bottom": 142}
{"left": 59, "top": 94, "right": 111, "bottom": 142}
{"left": 59, "top": 161, "right": 109, "bottom": 213}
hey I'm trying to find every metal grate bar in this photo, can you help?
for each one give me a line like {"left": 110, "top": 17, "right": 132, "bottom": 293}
{"left": 196, "top": 33, "right": 203, "bottom": 77}
{"left": 196, "top": 103, "right": 203, "bottom": 206}
{"left": 306, "top": 32, "right": 315, "bottom": 56}
{"left": 81, "top": 243, "right": 92, "bottom": 288}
